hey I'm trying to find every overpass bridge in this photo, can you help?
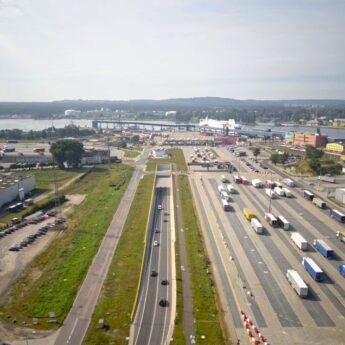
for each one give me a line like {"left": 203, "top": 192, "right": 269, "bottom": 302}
{"left": 92, "top": 120, "right": 197, "bottom": 130}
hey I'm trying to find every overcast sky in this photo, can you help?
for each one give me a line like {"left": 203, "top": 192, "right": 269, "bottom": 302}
{"left": 0, "top": 0, "right": 344, "bottom": 101}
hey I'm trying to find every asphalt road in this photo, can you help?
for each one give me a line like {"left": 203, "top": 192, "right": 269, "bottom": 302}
{"left": 186, "top": 146, "right": 345, "bottom": 345}
{"left": 132, "top": 187, "right": 173, "bottom": 345}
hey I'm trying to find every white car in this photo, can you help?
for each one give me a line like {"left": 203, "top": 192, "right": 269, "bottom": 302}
{"left": 157, "top": 205, "right": 163, "bottom": 210}
{"left": 153, "top": 240, "right": 159, "bottom": 247}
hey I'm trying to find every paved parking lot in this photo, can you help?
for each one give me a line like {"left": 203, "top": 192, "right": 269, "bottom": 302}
{"left": 187, "top": 146, "right": 345, "bottom": 345}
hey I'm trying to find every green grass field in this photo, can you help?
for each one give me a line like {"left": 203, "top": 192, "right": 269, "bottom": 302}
{"left": 177, "top": 175, "right": 226, "bottom": 344}
{"left": 146, "top": 148, "right": 187, "bottom": 172}
{"left": 122, "top": 148, "right": 141, "bottom": 158}
{"left": 0, "top": 165, "right": 133, "bottom": 328}
{"left": 82, "top": 174, "right": 154, "bottom": 344}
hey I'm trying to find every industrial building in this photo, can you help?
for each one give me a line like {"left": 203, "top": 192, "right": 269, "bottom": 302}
{"left": 326, "top": 142, "right": 345, "bottom": 153}
{"left": 293, "top": 131, "right": 327, "bottom": 148}
{"left": 335, "top": 188, "right": 345, "bottom": 204}
{"left": 0, "top": 174, "right": 36, "bottom": 208}
{"left": 333, "top": 118, "right": 345, "bottom": 127}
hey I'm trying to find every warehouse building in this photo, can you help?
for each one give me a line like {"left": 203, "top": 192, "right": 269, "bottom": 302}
{"left": 293, "top": 131, "right": 327, "bottom": 148}
{"left": 335, "top": 188, "right": 345, "bottom": 204}
{"left": 0, "top": 174, "right": 36, "bottom": 208}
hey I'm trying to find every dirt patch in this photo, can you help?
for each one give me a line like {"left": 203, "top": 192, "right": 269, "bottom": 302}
{"left": 65, "top": 194, "right": 86, "bottom": 206}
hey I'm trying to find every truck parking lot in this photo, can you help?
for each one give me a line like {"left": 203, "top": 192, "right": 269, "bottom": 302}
{"left": 187, "top": 145, "right": 345, "bottom": 345}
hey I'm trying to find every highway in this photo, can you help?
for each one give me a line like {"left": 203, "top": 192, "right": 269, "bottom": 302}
{"left": 131, "top": 181, "right": 174, "bottom": 345}
{"left": 186, "top": 146, "right": 345, "bottom": 345}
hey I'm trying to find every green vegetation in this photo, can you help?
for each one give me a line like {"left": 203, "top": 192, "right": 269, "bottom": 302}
{"left": 177, "top": 176, "right": 225, "bottom": 344}
{"left": 50, "top": 139, "right": 84, "bottom": 168}
{"left": 170, "top": 178, "right": 185, "bottom": 345}
{"left": 146, "top": 148, "right": 187, "bottom": 172}
{"left": 82, "top": 174, "right": 154, "bottom": 345}
{"left": 0, "top": 165, "right": 133, "bottom": 328}
{"left": 122, "top": 148, "right": 141, "bottom": 158}
{"left": 13, "top": 168, "right": 83, "bottom": 194}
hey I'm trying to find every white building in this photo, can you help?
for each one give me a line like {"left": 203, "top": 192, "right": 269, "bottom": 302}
{"left": 335, "top": 188, "right": 345, "bottom": 204}
{"left": 0, "top": 174, "right": 36, "bottom": 208}
{"left": 64, "top": 109, "right": 81, "bottom": 116}
{"left": 199, "top": 116, "right": 241, "bottom": 130}
{"left": 165, "top": 111, "right": 177, "bottom": 116}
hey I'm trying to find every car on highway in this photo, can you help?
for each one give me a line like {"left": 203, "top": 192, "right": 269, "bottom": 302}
{"left": 153, "top": 240, "right": 159, "bottom": 247}
{"left": 157, "top": 204, "right": 163, "bottom": 210}
{"left": 161, "top": 279, "right": 169, "bottom": 285}
{"left": 154, "top": 228, "right": 160, "bottom": 233}
{"left": 159, "top": 298, "right": 168, "bottom": 307}
{"left": 151, "top": 270, "right": 158, "bottom": 277}
{"left": 9, "top": 244, "right": 21, "bottom": 251}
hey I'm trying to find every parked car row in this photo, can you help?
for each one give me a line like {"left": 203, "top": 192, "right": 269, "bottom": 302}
{"left": 8, "top": 216, "right": 65, "bottom": 252}
{"left": 0, "top": 211, "right": 60, "bottom": 241}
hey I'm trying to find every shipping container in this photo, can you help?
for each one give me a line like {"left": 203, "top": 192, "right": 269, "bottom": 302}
{"left": 277, "top": 215, "right": 290, "bottom": 230}
{"left": 291, "top": 232, "right": 308, "bottom": 250}
{"left": 313, "top": 239, "right": 334, "bottom": 259}
{"left": 286, "top": 269, "right": 308, "bottom": 298}
{"left": 251, "top": 218, "right": 263, "bottom": 234}
{"left": 302, "top": 257, "right": 324, "bottom": 281}
{"left": 243, "top": 208, "right": 254, "bottom": 221}
{"left": 330, "top": 209, "right": 345, "bottom": 223}
{"left": 303, "top": 190, "right": 314, "bottom": 201}
{"left": 312, "top": 198, "right": 326, "bottom": 209}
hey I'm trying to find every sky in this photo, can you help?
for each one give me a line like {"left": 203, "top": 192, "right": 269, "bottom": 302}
{"left": 0, "top": 0, "right": 345, "bottom": 101}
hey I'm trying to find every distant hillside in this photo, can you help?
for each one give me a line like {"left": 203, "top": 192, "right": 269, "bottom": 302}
{"left": 0, "top": 97, "right": 345, "bottom": 116}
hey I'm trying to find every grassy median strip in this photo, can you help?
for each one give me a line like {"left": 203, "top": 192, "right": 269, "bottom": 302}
{"left": 178, "top": 175, "right": 225, "bottom": 344}
{"left": 0, "top": 165, "right": 133, "bottom": 328}
{"left": 146, "top": 148, "right": 187, "bottom": 172}
{"left": 82, "top": 174, "right": 154, "bottom": 345}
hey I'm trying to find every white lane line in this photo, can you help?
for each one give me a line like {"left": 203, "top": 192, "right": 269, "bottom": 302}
{"left": 66, "top": 318, "right": 79, "bottom": 344}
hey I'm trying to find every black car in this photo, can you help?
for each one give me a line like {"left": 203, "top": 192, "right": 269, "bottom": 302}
{"left": 159, "top": 299, "right": 168, "bottom": 307}
{"left": 151, "top": 270, "right": 158, "bottom": 277}
{"left": 161, "top": 280, "right": 169, "bottom": 286}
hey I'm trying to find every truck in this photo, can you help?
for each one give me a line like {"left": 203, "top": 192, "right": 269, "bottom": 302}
{"left": 312, "top": 197, "right": 326, "bottom": 209}
{"left": 303, "top": 190, "right": 314, "bottom": 201}
{"left": 221, "top": 175, "right": 229, "bottom": 183}
{"left": 330, "top": 209, "right": 345, "bottom": 223}
{"left": 220, "top": 190, "right": 230, "bottom": 201}
{"left": 243, "top": 208, "right": 254, "bottom": 221}
{"left": 221, "top": 199, "right": 231, "bottom": 211}
{"left": 282, "top": 188, "right": 292, "bottom": 198}
{"left": 302, "top": 257, "right": 324, "bottom": 281}
{"left": 274, "top": 186, "right": 285, "bottom": 196}
{"left": 252, "top": 179, "right": 263, "bottom": 188}
{"left": 251, "top": 218, "right": 263, "bottom": 234}
{"left": 265, "top": 213, "right": 278, "bottom": 227}
{"left": 240, "top": 176, "right": 248, "bottom": 185}
{"left": 226, "top": 184, "right": 235, "bottom": 194}
{"left": 33, "top": 147, "right": 45, "bottom": 153}
{"left": 218, "top": 185, "right": 226, "bottom": 193}
{"left": 233, "top": 175, "right": 241, "bottom": 184}
{"left": 286, "top": 269, "right": 308, "bottom": 298}
{"left": 291, "top": 232, "right": 308, "bottom": 251}
{"left": 265, "top": 179, "right": 275, "bottom": 188}
{"left": 265, "top": 188, "right": 275, "bottom": 199}
{"left": 277, "top": 215, "right": 290, "bottom": 230}
{"left": 319, "top": 175, "right": 336, "bottom": 183}
{"left": 3, "top": 147, "right": 15, "bottom": 152}
{"left": 283, "top": 178, "right": 295, "bottom": 187}
{"left": 339, "top": 264, "right": 345, "bottom": 277}
{"left": 336, "top": 231, "right": 345, "bottom": 243}
{"left": 313, "top": 239, "right": 334, "bottom": 259}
